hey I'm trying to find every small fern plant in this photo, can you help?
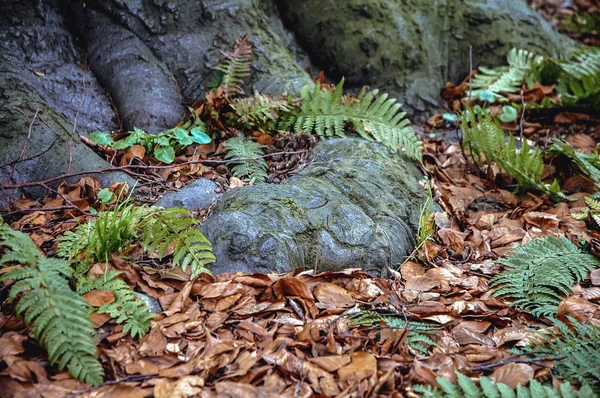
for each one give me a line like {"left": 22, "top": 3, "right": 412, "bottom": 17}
{"left": 460, "top": 106, "right": 564, "bottom": 201}
{"left": 0, "top": 222, "right": 104, "bottom": 385}
{"left": 413, "top": 371, "right": 596, "bottom": 398}
{"left": 471, "top": 48, "right": 544, "bottom": 97}
{"left": 212, "top": 35, "right": 252, "bottom": 98}
{"left": 76, "top": 270, "right": 154, "bottom": 338}
{"left": 224, "top": 135, "right": 268, "bottom": 182}
{"left": 231, "top": 92, "right": 292, "bottom": 130}
{"left": 58, "top": 204, "right": 215, "bottom": 279}
{"left": 572, "top": 193, "right": 600, "bottom": 227}
{"left": 282, "top": 78, "right": 422, "bottom": 162}
{"left": 490, "top": 236, "right": 600, "bottom": 317}
{"left": 350, "top": 310, "right": 439, "bottom": 355}
{"left": 514, "top": 317, "right": 600, "bottom": 392}
{"left": 549, "top": 140, "right": 600, "bottom": 188}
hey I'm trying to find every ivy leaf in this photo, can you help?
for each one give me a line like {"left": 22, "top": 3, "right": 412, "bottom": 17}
{"left": 190, "top": 127, "right": 211, "bottom": 144}
{"left": 154, "top": 146, "right": 176, "bottom": 164}
{"left": 97, "top": 188, "right": 114, "bottom": 204}
{"left": 89, "top": 131, "right": 114, "bottom": 146}
{"left": 173, "top": 128, "right": 193, "bottom": 146}
{"left": 478, "top": 90, "right": 496, "bottom": 103}
{"left": 499, "top": 105, "right": 518, "bottom": 123}
{"left": 442, "top": 113, "right": 459, "bottom": 123}
{"left": 154, "top": 136, "right": 170, "bottom": 147}
{"left": 112, "top": 139, "right": 132, "bottom": 150}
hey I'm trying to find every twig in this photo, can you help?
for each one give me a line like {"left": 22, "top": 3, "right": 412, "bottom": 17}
{"left": 469, "top": 355, "right": 565, "bottom": 372}
{"left": 68, "top": 373, "right": 159, "bottom": 397}
{"left": 519, "top": 88, "right": 526, "bottom": 148}
{"left": 468, "top": 45, "right": 473, "bottom": 101}
{"left": 0, "top": 205, "right": 78, "bottom": 218}
{"left": 0, "top": 149, "right": 309, "bottom": 190}
{"left": 5, "top": 109, "right": 39, "bottom": 185}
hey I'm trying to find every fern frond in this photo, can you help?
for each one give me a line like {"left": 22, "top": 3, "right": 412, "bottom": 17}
{"left": 471, "top": 48, "right": 543, "bottom": 96}
{"left": 549, "top": 140, "right": 600, "bottom": 187}
{"left": 515, "top": 318, "right": 600, "bottom": 391}
{"left": 231, "top": 92, "right": 292, "bottom": 130}
{"left": 224, "top": 136, "right": 268, "bottom": 182}
{"left": 350, "top": 310, "right": 439, "bottom": 355}
{"left": 58, "top": 203, "right": 215, "bottom": 280}
{"left": 142, "top": 207, "right": 215, "bottom": 278}
{"left": 286, "top": 79, "right": 422, "bottom": 161}
{"left": 490, "top": 236, "right": 600, "bottom": 317}
{"left": 460, "top": 107, "right": 565, "bottom": 200}
{"left": 213, "top": 35, "right": 252, "bottom": 98}
{"left": 78, "top": 271, "right": 155, "bottom": 338}
{"left": 0, "top": 225, "right": 103, "bottom": 386}
{"left": 413, "top": 373, "right": 593, "bottom": 398}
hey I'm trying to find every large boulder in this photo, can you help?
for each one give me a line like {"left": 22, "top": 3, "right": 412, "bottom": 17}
{"left": 200, "top": 139, "right": 426, "bottom": 276}
{"left": 276, "top": 0, "right": 577, "bottom": 117}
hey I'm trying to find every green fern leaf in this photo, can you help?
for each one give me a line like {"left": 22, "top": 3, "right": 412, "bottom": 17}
{"left": 413, "top": 372, "right": 590, "bottom": 398}
{"left": 286, "top": 79, "right": 422, "bottom": 161}
{"left": 213, "top": 35, "right": 252, "bottom": 98}
{"left": 350, "top": 310, "right": 439, "bottom": 355}
{"left": 515, "top": 318, "right": 600, "bottom": 392}
{"left": 460, "top": 107, "right": 565, "bottom": 201}
{"left": 490, "top": 236, "right": 600, "bottom": 317}
{"left": 471, "top": 48, "right": 543, "bottom": 96}
{"left": 142, "top": 207, "right": 215, "bottom": 278}
{"left": 0, "top": 224, "right": 103, "bottom": 385}
{"left": 231, "top": 92, "right": 292, "bottom": 130}
{"left": 224, "top": 135, "right": 268, "bottom": 182}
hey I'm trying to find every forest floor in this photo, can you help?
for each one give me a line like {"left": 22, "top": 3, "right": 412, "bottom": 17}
{"left": 1, "top": 2, "right": 600, "bottom": 398}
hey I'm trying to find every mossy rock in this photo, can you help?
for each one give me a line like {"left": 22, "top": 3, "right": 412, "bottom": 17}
{"left": 200, "top": 138, "right": 426, "bottom": 276}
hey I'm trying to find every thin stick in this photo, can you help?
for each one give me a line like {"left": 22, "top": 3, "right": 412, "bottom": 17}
{"left": 5, "top": 109, "right": 39, "bottom": 184}
{"left": 0, "top": 149, "right": 310, "bottom": 190}
{"left": 468, "top": 45, "right": 473, "bottom": 101}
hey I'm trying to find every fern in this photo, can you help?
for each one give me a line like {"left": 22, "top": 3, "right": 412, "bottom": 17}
{"left": 490, "top": 236, "right": 600, "bottom": 317}
{"left": 460, "top": 107, "right": 564, "bottom": 200}
{"left": 350, "top": 310, "right": 439, "bottom": 355}
{"left": 231, "top": 92, "right": 292, "bottom": 130}
{"left": 534, "top": 47, "right": 600, "bottom": 107}
{"left": 413, "top": 372, "right": 596, "bottom": 398}
{"left": 284, "top": 79, "right": 422, "bottom": 161}
{"left": 471, "top": 48, "right": 543, "bottom": 96}
{"left": 0, "top": 223, "right": 103, "bottom": 385}
{"left": 58, "top": 205, "right": 215, "bottom": 279}
{"left": 572, "top": 194, "right": 600, "bottom": 227}
{"left": 514, "top": 318, "right": 600, "bottom": 392}
{"left": 77, "top": 271, "right": 154, "bottom": 339}
{"left": 224, "top": 135, "right": 268, "bottom": 182}
{"left": 213, "top": 35, "right": 252, "bottom": 98}
{"left": 549, "top": 140, "right": 600, "bottom": 188}
{"left": 141, "top": 207, "right": 216, "bottom": 278}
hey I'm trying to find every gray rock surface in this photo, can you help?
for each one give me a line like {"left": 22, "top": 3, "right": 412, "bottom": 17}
{"left": 71, "top": 0, "right": 314, "bottom": 105}
{"left": 72, "top": 7, "right": 185, "bottom": 133}
{"left": 0, "top": 0, "right": 133, "bottom": 206}
{"left": 200, "top": 139, "right": 426, "bottom": 276}
{"left": 156, "top": 179, "right": 221, "bottom": 210}
{"left": 276, "top": 0, "right": 577, "bottom": 118}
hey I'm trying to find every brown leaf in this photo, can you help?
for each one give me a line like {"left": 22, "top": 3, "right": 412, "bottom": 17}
{"left": 154, "top": 376, "right": 205, "bottom": 398}
{"left": 337, "top": 352, "right": 377, "bottom": 381}
{"left": 557, "top": 296, "right": 599, "bottom": 324}
{"left": 401, "top": 261, "right": 425, "bottom": 280}
{"left": 308, "top": 355, "right": 351, "bottom": 372}
{"left": 405, "top": 275, "right": 441, "bottom": 292}
{"left": 0, "top": 332, "right": 26, "bottom": 360}
{"left": 314, "top": 283, "right": 354, "bottom": 309}
{"left": 489, "top": 363, "right": 534, "bottom": 388}
{"left": 83, "top": 289, "right": 115, "bottom": 307}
